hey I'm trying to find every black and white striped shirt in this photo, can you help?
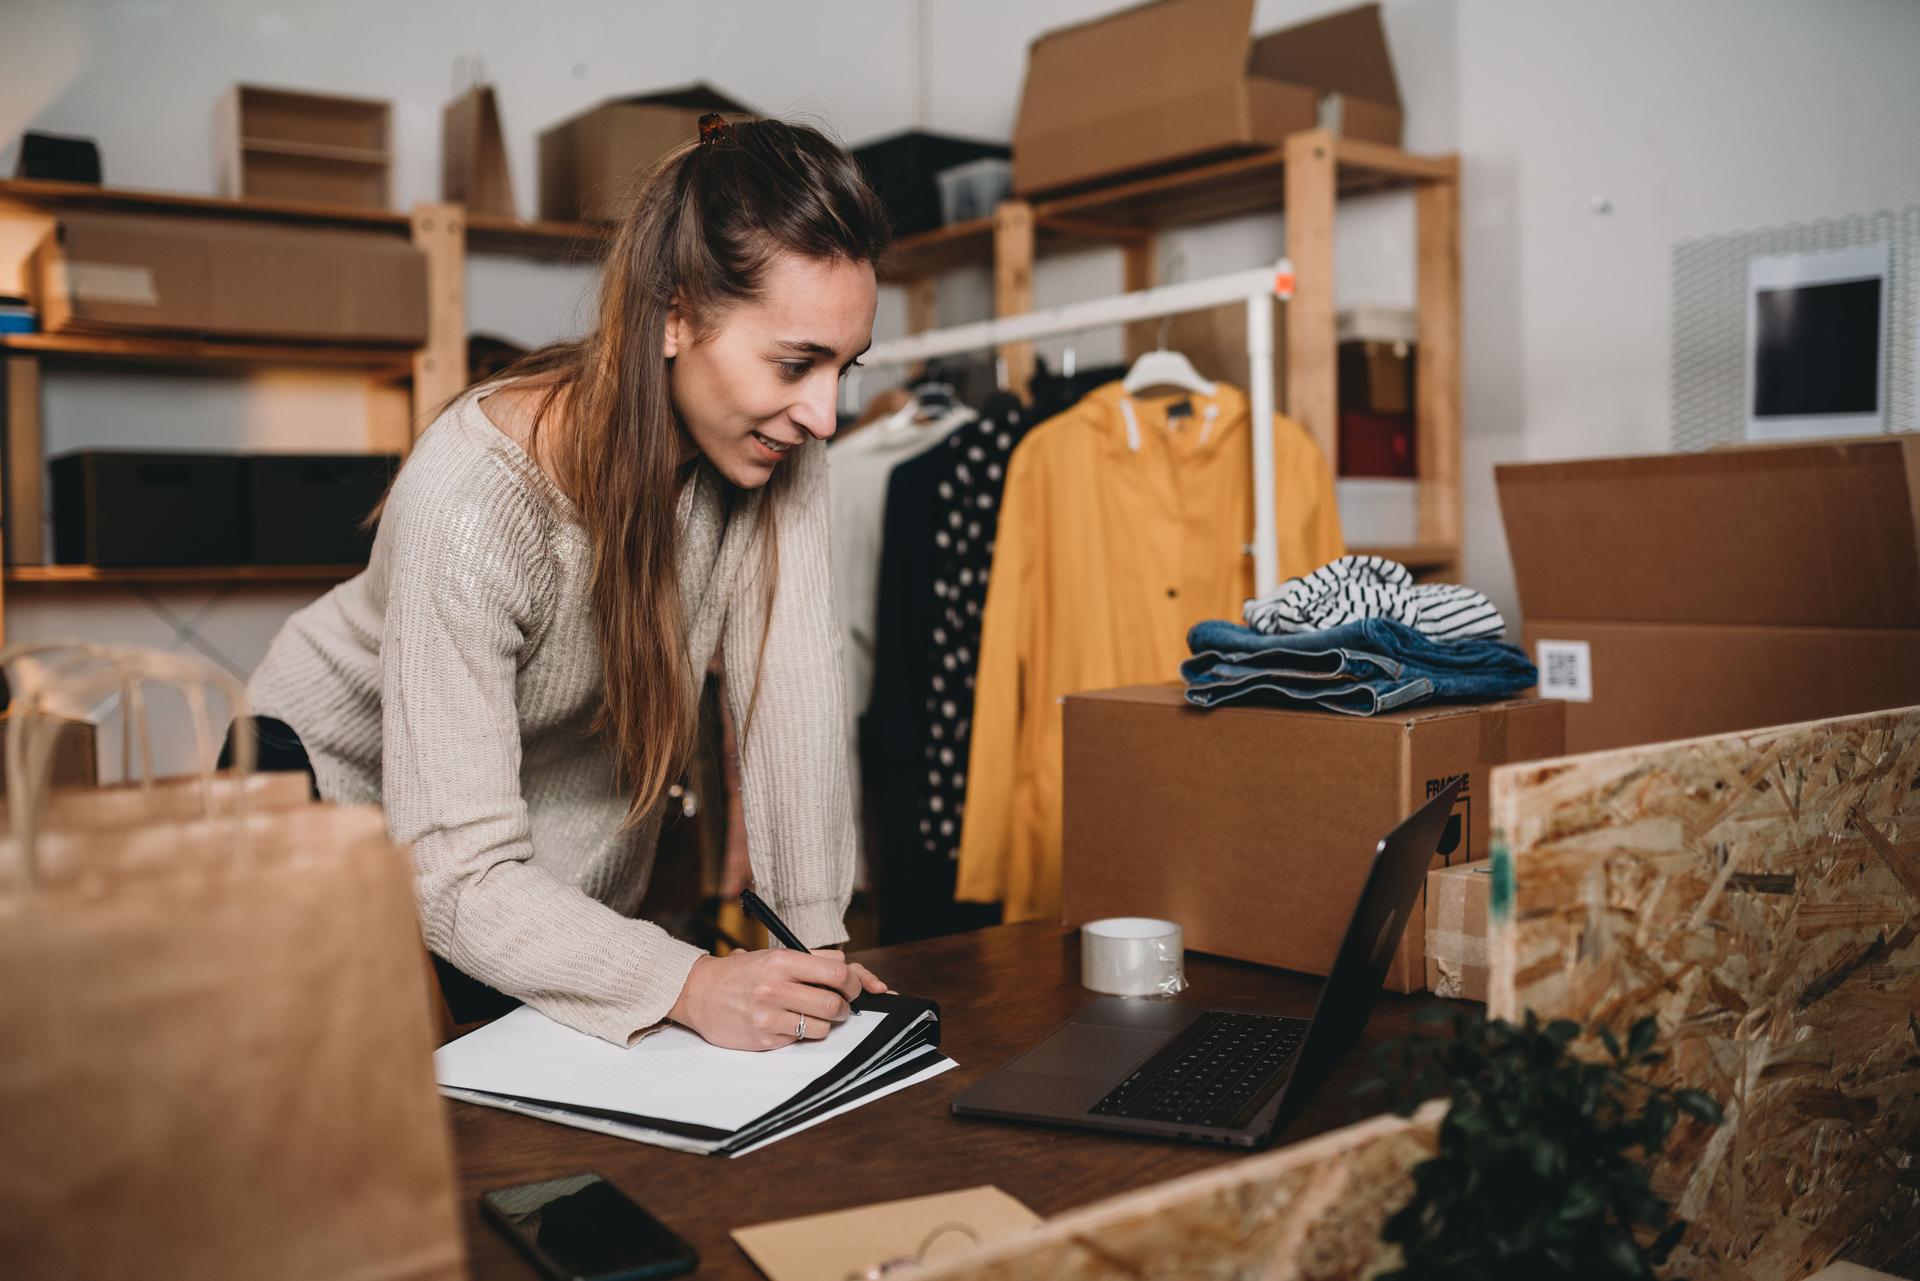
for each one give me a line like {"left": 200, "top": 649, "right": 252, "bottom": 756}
{"left": 1243, "top": 554, "right": 1506, "bottom": 641}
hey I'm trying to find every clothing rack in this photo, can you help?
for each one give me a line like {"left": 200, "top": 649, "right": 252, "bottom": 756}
{"left": 860, "top": 259, "right": 1295, "bottom": 595}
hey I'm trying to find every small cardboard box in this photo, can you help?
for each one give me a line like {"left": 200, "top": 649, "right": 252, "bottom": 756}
{"left": 1424, "top": 860, "right": 1491, "bottom": 1002}
{"left": 29, "top": 214, "right": 427, "bottom": 344}
{"left": 1498, "top": 436, "right": 1920, "bottom": 752}
{"left": 539, "top": 84, "right": 750, "bottom": 222}
{"left": 1061, "top": 686, "right": 1564, "bottom": 994}
{"left": 1013, "top": 0, "right": 1402, "bottom": 196}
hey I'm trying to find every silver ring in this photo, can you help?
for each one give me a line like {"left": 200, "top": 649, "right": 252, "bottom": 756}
{"left": 794, "top": 1015, "right": 807, "bottom": 1040}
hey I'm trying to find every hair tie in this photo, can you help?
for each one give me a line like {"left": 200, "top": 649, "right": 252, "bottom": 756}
{"left": 697, "top": 112, "right": 733, "bottom": 147}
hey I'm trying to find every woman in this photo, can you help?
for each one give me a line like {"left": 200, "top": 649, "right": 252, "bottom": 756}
{"left": 243, "top": 114, "right": 888, "bottom": 1049}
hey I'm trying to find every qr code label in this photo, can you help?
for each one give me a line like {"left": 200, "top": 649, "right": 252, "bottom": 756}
{"left": 1536, "top": 639, "right": 1593, "bottom": 702}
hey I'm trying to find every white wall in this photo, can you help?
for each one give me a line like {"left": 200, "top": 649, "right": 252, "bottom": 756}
{"left": 4, "top": 0, "right": 1920, "bottom": 770}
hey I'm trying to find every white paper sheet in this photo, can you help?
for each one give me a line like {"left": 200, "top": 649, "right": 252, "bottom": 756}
{"left": 433, "top": 1005, "right": 892, "bottom": 1132}
{"left": 439, "top": 1057, "right": 957, "bottom": 1157}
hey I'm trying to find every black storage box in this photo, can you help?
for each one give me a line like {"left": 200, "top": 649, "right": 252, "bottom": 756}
{"left": 246, "top": 454, "right": 398, "bottom": 564}
{"left": 50, "top": 451, "right": 245, "bottom": 567}
{"left": 851, "top": 130, "right": 1012, "bottom": 237}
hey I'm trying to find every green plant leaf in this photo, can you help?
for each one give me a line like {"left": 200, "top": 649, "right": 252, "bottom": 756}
{"left": 1673, "top": 1089, "right": 1724, "bottom": 1125}
{"left": 1603, "top": 1233, "right": 1648, "bottom": 1276}
{"left": 1598, "top": 1026, "right": 1621, "bottom": 1059}
{"left": 1557, "top": 1181, "right": 1605, "bottom": 1224}
{"left": 1628, "top": 1017, "right": 1658, "bottom": 1060}
{"left": 1545, "top": 1018, "right": 1580, "bottom": 1047}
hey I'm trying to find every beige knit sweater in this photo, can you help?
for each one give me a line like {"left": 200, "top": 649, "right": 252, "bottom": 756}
{"left": 248, "top": 391, "right": 855, "bottom": 1045}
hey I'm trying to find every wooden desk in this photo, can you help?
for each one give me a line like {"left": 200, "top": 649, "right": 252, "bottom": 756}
{"left": 452, "top": 921, "right": 1427, "bottom": 1280}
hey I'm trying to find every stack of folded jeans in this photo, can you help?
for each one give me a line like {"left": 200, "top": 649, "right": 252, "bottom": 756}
{"left": 1182, "top": 618, "right": 1538, "bottom": 715}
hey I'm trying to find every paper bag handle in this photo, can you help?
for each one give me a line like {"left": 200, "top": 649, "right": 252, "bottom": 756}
{"left": 0, "top": 642, "right": 255, "bottom": 886}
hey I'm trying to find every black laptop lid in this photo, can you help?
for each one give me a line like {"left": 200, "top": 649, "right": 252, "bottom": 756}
{"left": 1280, "top": 778, "right": 1464, "bottom": 1115}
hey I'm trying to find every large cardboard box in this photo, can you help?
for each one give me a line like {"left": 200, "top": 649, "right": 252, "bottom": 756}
{"left": 539, "top": 84, "right": 750, "bottom": 222}
{"left": 1061, "top": 686, "right": 1564, "bottom": 994}
{"left": 1498, "top": 437, "right": 1920, "bottom": 753}
{"left": 1013, "top": 0, "right": 1402, "bottom": 196}
{"left": 29, "top": 214, "right": 427, "bottom": 344}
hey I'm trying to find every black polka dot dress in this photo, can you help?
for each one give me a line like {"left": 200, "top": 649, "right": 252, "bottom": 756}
{"left": 865, "top": 393, "right": 1030, "bottom": 944}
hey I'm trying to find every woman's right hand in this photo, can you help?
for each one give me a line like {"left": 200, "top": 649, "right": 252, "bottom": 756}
{"left": 667, "top": 948, "right": 883, "bottom": 1051}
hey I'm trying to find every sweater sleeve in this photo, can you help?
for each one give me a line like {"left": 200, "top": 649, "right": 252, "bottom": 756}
{"left": 723, "top": 438, "right": 856, "bottom": 948}
{"left": 380, "top": 458, "right": 705, "bottom": 1045}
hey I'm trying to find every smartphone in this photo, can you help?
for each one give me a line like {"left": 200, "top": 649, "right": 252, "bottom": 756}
{"left": 480, "top": 1172, "right": 698, "bottom": 1281}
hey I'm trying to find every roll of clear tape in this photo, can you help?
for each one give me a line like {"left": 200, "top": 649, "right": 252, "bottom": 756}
{"left": 1081, "top": 918, "right": 1186, "bottom": 996}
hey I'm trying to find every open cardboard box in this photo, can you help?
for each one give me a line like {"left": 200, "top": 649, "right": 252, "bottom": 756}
{"left": 1013, "top": 0, "right": 1402, "bottom": 196}
{"left": 1497, "top": 435, "right": 1920, "bottom": 752}
{"left": 1061, "top": 686, "right": 1563, "bottom": 994}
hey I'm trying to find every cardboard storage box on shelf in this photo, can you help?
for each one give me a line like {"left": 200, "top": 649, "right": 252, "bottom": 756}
{"left": 1061, "top": 686, "right": 1564, "bottom": 994}
{"left": 1013, "top": 0, "right": 1402, "bottom": 195}
{"left": 1424, "top": 860, "right": 1491, "bottom": 1002}
{"left": 28, "top": 213, "right": 427, "bottom": 344}
{"left": 540, "top": 84, "right": 750, "bottom": 222}
{"left": 1498, "top": 436, "right": 1920, "bottom": 753}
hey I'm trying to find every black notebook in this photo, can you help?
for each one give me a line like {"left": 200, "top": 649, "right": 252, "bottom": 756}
{"left": 435, "top": 993, "right": 949, "bottom": 1157}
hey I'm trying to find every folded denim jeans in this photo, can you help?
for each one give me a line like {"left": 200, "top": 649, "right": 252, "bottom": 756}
{"left": 1184, "top": 665, "right": 1436, "bottom": 715}
{"left": 1182, "top": 617, "right": 1537, "bottom": 714}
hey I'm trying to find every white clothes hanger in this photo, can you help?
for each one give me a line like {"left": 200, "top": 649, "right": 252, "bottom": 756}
{"left": 1122, "top": 253, "right": 1215, "bottom": 397}
{"left": 1122, "top": 347, "right": 1216, "bottom": 397}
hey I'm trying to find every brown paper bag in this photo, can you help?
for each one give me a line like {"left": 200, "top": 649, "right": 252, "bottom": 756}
{"left": 0, "top": 643, "right": 465, "bottom": 1281}
{"left": 442, "top": 83, "right": 514, "bottom": 217}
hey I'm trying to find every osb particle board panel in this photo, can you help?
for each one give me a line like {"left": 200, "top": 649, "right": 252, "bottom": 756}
{"left": 1488, "top": 706, "right": 1920, "bottom": 1280}
{"left": 916, "top": 1103, "right": 1443, "bottom": 1281}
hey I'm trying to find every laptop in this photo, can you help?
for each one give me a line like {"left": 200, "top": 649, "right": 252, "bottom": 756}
{"left": 950, "top": 778, "right": 1463, "bottom": 1148}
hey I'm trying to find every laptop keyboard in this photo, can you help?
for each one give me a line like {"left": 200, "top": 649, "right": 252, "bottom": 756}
{"left": 1087, "top": 1011, "right": 1308, "bottom": 1130}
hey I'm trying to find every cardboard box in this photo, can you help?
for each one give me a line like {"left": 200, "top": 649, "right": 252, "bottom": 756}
{"left": 1013, "top": 0, "right": 1402, "bottom": 195}
{"left": 1521, "top": 620, "right": 1920, "bottom": 754}
{"left": 0, "top": 711, "right": 98, "bottom": 794}
{"left": 539, "top": 84, "right": 750, "bottom": 222}
{"left": 1061, "top": 686, "right": 1564, "bottom": 993}
{"left": 29, "top": 214, "right": 427, "bottom": 344}
{"left": 1498, "top": 437, "right": 1920, "bottom": 630}
{"left": 1424, "top": 860, "right": 1490, "bottom": 1002}
{"left": 1499, "top": 436, "right": 1920, "bottom": 752}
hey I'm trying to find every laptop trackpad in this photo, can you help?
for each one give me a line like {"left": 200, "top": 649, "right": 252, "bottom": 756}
{"left": 1007, "top": 1022, "right": 1167, "bottom": 1079}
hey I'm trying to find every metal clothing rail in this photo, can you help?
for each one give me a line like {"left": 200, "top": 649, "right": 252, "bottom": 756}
{"left": 860, "top": 258, "right": 1295, "bottom": 595}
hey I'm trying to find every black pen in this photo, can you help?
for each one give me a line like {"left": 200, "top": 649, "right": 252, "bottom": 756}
{"left": 740, "top": 888, "right": 810, "bottom": 952}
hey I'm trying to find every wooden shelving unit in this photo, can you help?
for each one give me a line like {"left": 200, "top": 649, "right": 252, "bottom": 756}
{"left": 880, "top": 129, "right": 1463, "bottom": 577}
{"left": 466, "top": 212, "right": 613, "bottom": 261}
{"left": 0, "top": 181, "right": 606, "bottom": 640}
{"left": 1, "top": 331, "right": 414, "bottom": 375}
{"left": 7, "top": 564, "right": 360, "bottom": 586}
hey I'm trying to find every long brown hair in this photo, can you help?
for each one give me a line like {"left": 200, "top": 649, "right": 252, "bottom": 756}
{"left": 497, "top": 118, "right": 889, "bottom": 826}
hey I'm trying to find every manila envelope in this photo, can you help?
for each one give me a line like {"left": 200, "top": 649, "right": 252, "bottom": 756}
{"left": 732, "top": 1186, "right": 1039, "bottom": 1281}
